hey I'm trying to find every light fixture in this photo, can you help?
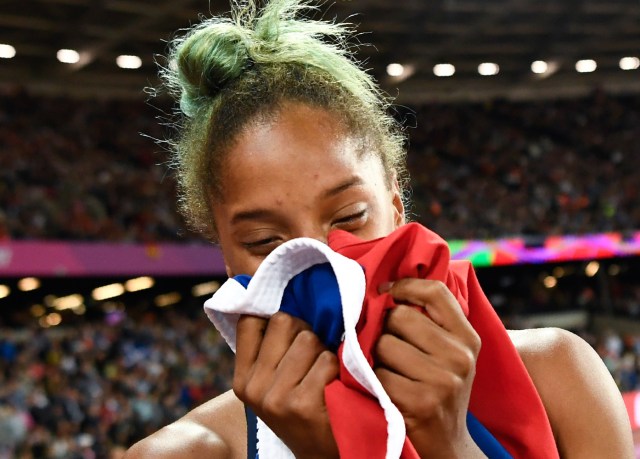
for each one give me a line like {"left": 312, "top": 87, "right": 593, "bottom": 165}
{"left": 478, "top": 62, "right": 499, "bottom": 76}
{"left": 433, "top": 63, "right": 455, "bottom": 77}
{"left": 125, "top": 276, "right": 154, "bottom": 292}
{"left": 585, "top": 261, "right": 600, "bottom": 277}
{"left": 18, "top": 277, "right": 40, "bottom": 292}
{"left": 575, "top": 59, "right": 597, "bottom": 73}
{"left": 155, "top": 292, "right": 181, "bottom": 307}
{"left": 386, "top": 63, "right": 405, "bottom": 77}
{"left": 531, "top": 60, "right": 548, "bottom": 74}
{"left": 619, "top": 57, "right": 639, "bottom": 71}
{"left": 57, "top": 49, "right": 80, "bottom": 64}
{"left": 92, "top": 283, "right": 125, "bottom": 301}
{"left": 116, "top": 55, "right": 142, "bottom": 69}
{"left": 0, "top": 285, "right": 9, "bottom": 299}
{"left": 543, "top": 276, "right": 557, "bottom": 288}
{"left": 53, "top": 294, "right": 84, "bottom": 311}
{"left": 0, "top": 44, "right": 16, "bottom": 59}
{"left": 192, "top": 281, "right": 221, "bottom": 297}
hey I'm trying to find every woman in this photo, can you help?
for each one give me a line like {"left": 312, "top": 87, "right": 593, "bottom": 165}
{"left": 126, "top": 0, "right": 633, "bottom": 457}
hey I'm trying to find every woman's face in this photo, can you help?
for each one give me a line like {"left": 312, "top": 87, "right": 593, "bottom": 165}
{"left": 213, "top": 102, "right": 404, "bottom": 277}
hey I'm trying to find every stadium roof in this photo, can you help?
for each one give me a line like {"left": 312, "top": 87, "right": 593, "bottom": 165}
{"left": 1, "top": 0, "right": 640, "bottom": 102}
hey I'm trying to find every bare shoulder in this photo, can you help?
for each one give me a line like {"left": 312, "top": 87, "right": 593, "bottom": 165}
{"left": 508, "top": 327, "right": 634, "bottom": 459}
{"left": 125, "top": 390, "right": 247, "bottom": 459}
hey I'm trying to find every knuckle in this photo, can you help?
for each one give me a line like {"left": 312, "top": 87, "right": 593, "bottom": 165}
{"left": 319, "top": 350, "right": 339, "bottom": 370}
{"left": 295, "top": 329, "right": 320, "bottom": 348}
{"left": 413, "top": 391, "right": 438, "bottom": 415}
{"left": 375, "top": 334, "right": 393, "bottom": 359}
{"left": 261, "top": 391, "right": 284, "bottom": 418}
{"left": 468, "top": 329, "right": 482, "bottom": 355}
{"left": 270, "top": 311, "right": 295, "bottom": 328}
{"left": 239, "top": 378, "right": 262, "bottom": 404}
{"left": 430, "top": 280, "right": 450, "bottom": 296}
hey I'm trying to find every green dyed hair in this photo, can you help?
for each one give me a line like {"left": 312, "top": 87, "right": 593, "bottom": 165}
{"left": 162, "top": 0, "right": 408, "bottom": 240}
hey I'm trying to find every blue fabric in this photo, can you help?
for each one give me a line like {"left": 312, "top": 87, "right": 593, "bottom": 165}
{"left": 235, "top": 264, "right": 512, "bottom": 459}
{"left": 245, "top": 405, "right": 258, "bottom": 459}
{"left": 234, "top": 263, "right": 344, "bottom": 352}
{"left": 468, "top": 412, "right": 513, "bottom": 458}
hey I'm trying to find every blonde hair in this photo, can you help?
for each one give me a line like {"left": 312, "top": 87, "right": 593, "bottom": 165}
{"left": 162, "top": 0, "right": 408, "bottom": 240}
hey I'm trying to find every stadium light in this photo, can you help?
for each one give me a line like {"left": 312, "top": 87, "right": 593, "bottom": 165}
{"left": 575, "top": 59, "right": 597, "bottom": 73}
{"left": 46, "top": 313, "right": 62, "bottom": 326}
{"left": 619, "top": 57, "right": 640, "bottom": 71}
{"left": 531, "top": 60, "right": 548, "bottom": 74}
{"left": 92, "top": 283, "right": 125, "bottom": 301}
{"left": 125, "top": 276, "right": 155, "bottom": 292}
{"left": 585, "top": 261, "right": 600, "bottom": 277}
{"left": 386, "top": 63, "right": 405, "bottom": 77}
{"left": 0, "top": 285, "right": 10, "bottom": 299}
{"left": 433, "top": 63, "right": 455, "bottom": 77}
{"left": 155, "top": 292, "right": 181, "bottom": 307}
{"left": 53, "top": 294, "right": 84, "bottom": 311}
{"left": 192, "top": 281, "right": 221, "bottom": 297}
{"left": 30, "top": 304, "right": 46, "bottom": 318}
{"left": 18, "top": 277, "right": 41, "bottom": 291}
{"left": 0, "top": 44, "right": 16, "bottom": 59}
{"left": 116, "top": 55, "right": 142, "bottom": 69}
{"left": 57, "top": 49, "right": 80, "bottom": 64}
{"left": 478, "top": 62, "right": 499, "bottom": 76}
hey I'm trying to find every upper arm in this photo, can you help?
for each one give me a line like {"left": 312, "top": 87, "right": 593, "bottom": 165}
{"left": 125, "top": 390, "right": 247, "bottom": 459}
{"left": 124, "top": 419, "right": 231, "bottom": 459}
{"left": 512, "top": 328, "right": 634, "bottom": 459}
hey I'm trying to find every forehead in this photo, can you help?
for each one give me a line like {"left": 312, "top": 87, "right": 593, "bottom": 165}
{"left": 219, "top": 103, "right": 384, "bottom": 201}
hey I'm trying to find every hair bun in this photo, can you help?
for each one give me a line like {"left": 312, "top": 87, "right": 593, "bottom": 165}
{"left": 174, "top": 21, "right": 251, "bottom": 117}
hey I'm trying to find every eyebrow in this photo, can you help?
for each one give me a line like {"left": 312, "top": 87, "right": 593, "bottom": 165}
{"left": 322, "top": 176, "right": 364, "bottom": 199}
{"left": 229, "top": 176, "right": 365, "bottom": 226}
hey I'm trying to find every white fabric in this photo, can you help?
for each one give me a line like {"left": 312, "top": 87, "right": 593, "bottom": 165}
{"left": 204, "top": 237, "right": 406, "bottom": 459}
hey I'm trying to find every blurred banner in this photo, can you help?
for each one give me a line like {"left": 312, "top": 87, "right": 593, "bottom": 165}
{"left": 1, "top": 231, "right": 639, "bottom": 276}
{"left": 0, "top": 241, "right": 226, "bottom": 277}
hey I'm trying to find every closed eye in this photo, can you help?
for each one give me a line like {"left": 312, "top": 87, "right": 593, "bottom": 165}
{"left": 242, "top": 237, "right": 279, "bottom": 249}
{"left": 333, "top": 209, "right": 367, "bottom": 228}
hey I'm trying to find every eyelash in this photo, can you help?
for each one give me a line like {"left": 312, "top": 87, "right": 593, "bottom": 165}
{"left": 334, "top": 209, "right": 367, "bottom": 226}
{"left": 242, "top": 237, "right": 279, "bottom": 249}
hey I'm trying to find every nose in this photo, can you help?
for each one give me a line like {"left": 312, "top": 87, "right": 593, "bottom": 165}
{"left": 292, "top": 223, "right": 328, "bottom": 246}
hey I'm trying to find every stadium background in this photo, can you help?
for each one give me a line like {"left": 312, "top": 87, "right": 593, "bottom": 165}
{"left": 1, "top": 0, "right": 639, "bottom": 457}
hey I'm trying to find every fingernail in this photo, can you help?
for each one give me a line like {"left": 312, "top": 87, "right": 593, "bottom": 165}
{"left": 378, "top": 281, "right": 394, "bottom": 293}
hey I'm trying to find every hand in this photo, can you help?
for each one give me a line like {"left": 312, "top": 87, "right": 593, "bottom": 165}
{"left": 375, "top": 279, "right": 485, "bottom": 458}
{"left": 233, "top": 312, "right": 340, "bottom": 459}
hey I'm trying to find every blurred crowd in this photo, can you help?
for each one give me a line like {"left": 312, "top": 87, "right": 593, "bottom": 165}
{"left": 1, "top": 87, "right": 638, "bottom": 242}
{"left": 407, "top": 89, "right": 639, "bottom": 239}
{"left": 1, "top": 298, "right": 640, "bottom": 458}
{"left": 0, "top": 311, "right": 234, "bottom": 459}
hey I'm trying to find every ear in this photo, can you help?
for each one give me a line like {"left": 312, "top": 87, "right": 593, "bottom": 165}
{"left": 390, "top": 173, "right": 405, "bottom": 228}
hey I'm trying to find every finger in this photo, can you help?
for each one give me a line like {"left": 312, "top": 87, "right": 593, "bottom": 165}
{"left": 298, "top": 350, "right": 340, "bottom": 392}
{"left": 386, "top": 279, "right": 469, "bottom": 334}
{"left": 375, "top": 366, "right": 438, "bottom": 417}
{"left": 375, "top": 332, "right": 433, "bottom": 381}
{"left": 385, "top": 305, "right": 474, "bottom": 358}
{"left": 253, "top": 312, "right": 311, "bottom": 375}
{"left": 234, "top": 315, "right": 269, "bottom": 382}
{"left": 376, "top": 324, "right": 477, "bottom": 380}
{"left": 272, "top": 330, "right": 327, "bottom": 387}
{"left": 260, "top": 332, "right": 332, "bottom": 417}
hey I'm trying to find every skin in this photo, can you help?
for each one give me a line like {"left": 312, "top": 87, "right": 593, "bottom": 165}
{"left": 125, "top": 102, "right": 634, "bottom": 458}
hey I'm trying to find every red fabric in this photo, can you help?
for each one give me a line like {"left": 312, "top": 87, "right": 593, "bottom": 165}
{"left": 323, "top": 223, "right": 558, "bottom": 459}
